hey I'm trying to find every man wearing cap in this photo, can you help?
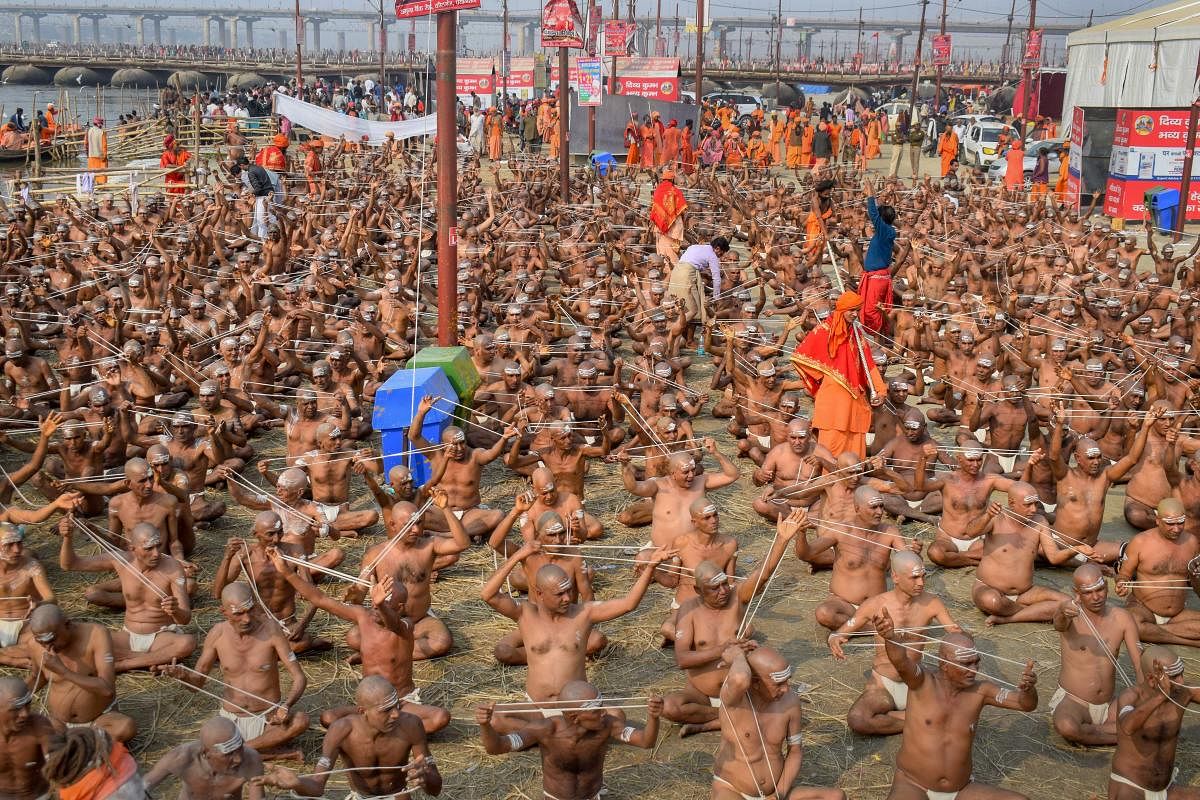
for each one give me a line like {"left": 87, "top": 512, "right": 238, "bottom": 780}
{"left": 25, "top": 603, "right": 136, "bottom": 742}
{"left": 144, "top": 715, "right": 265, "bottom": 800}
{"left": 160, "top": 135, "right": 192, "bottom": 195}
{"left": 713, "top": 644, "right": 844, "bottom": 800}
{"left": 257, "top": 675, "right": 441, "bottom": 799}
{"left": 58, "top": 519, "right": 195, "bottom": 672}
{"left": 477, "top": 679, "right": 662, "bottom": 800}
{"left": 792, "top": 291, "right": 886, "bottom": 459}
{"left": 85, "top": 117, "right": 108, "bottom": 184}
{"left": 663, "top": 512, "right": 803, "bottom": 736}
{"left": 876, "top": 608, "right": 1038, "bottom": 798}
{"left": 158, "top": 582, "right": 310, "bottom": 759}
{"left": 255, "top": 134, "right": 289, "bottom": 173}
{"left": 1115, "top": 497, "right": 1200, "bottom": 649}
{"left": 0, "top": 675, "right": 55, "bottom": 800}
{"left": 1107, "top": 645, "right": 1200, "bottom": 800}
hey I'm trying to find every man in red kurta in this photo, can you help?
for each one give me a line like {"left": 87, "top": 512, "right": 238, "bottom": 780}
{"left": 255, "top": 133, "right": 289, "bottom": 172}
{"left": 159, "top": 135, "right": 192, "bottom": 195}
{"left": 791, "top": 291, "right": 885, "bottom": 458}
{"left": 650, "top": 169, "right": 687, "bottom": 263}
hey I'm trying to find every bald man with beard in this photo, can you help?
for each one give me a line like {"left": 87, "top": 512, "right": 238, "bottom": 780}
{"left": 876, "top": 609, "right": 1038, "bottom": 799}
{"left": 258, "top": 676, "right": 441, "bottom": 799}
{"left": 477, "top": 680, "right": 661, "bottom": 800}
{"left": 1108, "top": 645, "right": 1200, "bottom": 800}
{"left": 663, "top": 510, "right": 802, "bottom": 737}
{"left": 712, "top": 644, "right": 845, "bottom": 800}
{"left": 144, "top": 715, "right": 265, "bottom": 800}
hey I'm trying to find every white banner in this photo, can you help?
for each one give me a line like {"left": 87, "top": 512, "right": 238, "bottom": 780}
{"left": 272, "top": 92, "right": 437, "bottom": 146}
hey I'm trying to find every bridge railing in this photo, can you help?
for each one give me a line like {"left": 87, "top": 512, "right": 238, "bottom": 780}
{"left": 0, "top": 43, "right": 435, "bottom": 69}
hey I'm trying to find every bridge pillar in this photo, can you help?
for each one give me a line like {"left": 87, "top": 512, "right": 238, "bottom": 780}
{"left": 516, "top": 24, "right": 526, "bottom": 56}
{"left": 795, "top": 27, "right": 817, "bottom": 61}
{"left": 716, "top": 25, "right": 731, "bottom": 61}
{"left": 30, "top": 13, "right": 42, "bottom": 44}
{"left": 635, "top": 24, "right": 649, "bottom": 56}
{"left": 369, "top": 22, "right": 377, "bottom": 50}
{"left": 91, "top": 15, "right": 100, "bottom": 44}
{"left": 309, "top": 19, "right": 323, "bottom": 52}
{"left": 889, "top": 29, "right": 909, "bottom": 64}
{"left": 216, "top": 17, "right": 227, "bottom": 48}
{"left": 71, "top": 14, "right": 80, "bottom": 44}
{"left": 337, "top": 31, "right": 346, "bottom": 52}
{"left": 13, "top": 14, "right": 20, "bottom": 43}
{"left": 153, "top": 16, "right": 162, "bottom": 44}
{"left": 136, "top": 15, "right": 145, "bottom": 45}
{"left": 242, "top": 17, "right": 256, "bottom": 48}
{"left": 202, "top": 16, "right": 211, "bottom": 46}
{"left": 229, "top": 17, "right": 239, "bottom": 49}
{"left": 278, "top": 28, "right": 287, "bottom": 50}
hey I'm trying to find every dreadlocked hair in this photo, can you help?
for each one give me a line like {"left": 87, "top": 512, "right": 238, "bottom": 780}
{"left": 43, "top": 727, "right": 111, "bottom": 787}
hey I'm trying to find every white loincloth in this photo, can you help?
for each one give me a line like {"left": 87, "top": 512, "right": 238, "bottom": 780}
{"left": 1154, "top": 612, "right": 1175, "bottom": 626}
{"left": 1109, "top": 770, "right": 1175, "bottom": 800}
{"left": 315, "top": 501, "right": 344, "bottom": 523}
{"left": 401, "top": 687, "right": 422, "bottom": 704}
{"left": 346, "top": 792, "right": 409, "bottom": 800}
{"left": 1043, "top": 502, "right": 1057, "bottom": 513}
{"left": 123, "top": 624, "right": 182, "bottom": 653}
{"left": 219, "top": 707, "right": 268, "bottom": 742}
{"left": 997, "top": 453, "right": 1018, "bottom": 473}
{"left": 525, "top": 693, "right": 563, "bottom": 718}
{"left": 712, "top": 774, "right": 767, "bottom": 800}
{"left": 0, "top": 617, "right": 24, "bottom": 647}
{"left": 1049, "top": 686, "right": 1110, "bottom": 726}
{"left": 452, "top": 509, "right": 466, "bottom": 521}
{"left": 709, "top": 696, "right": 722, "bottom": 708}
{"left": 865, "top": 432, "right": 876, "bottom": 447}
{"left": 872, "top": 670, "right": 908, "bottom": 710}
{"left": 751, "top": 433, "right": 772, "bottom": 450}
{"left": 583, "top": 435, "right": 598, "bottom": 446}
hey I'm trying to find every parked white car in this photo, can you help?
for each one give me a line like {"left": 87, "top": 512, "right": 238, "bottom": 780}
{"left": 702, "top": 91, "right": 763, "bottom": 130}
{"left": 960, "top": 121, "right": 1016, "bottom": 167}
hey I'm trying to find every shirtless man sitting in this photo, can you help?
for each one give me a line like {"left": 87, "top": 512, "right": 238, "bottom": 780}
{"left": 348, "top": 493, "right": 471, "bottom": 660}
{"left": 877, "top": 609, "right": 1038, "bottom": 799}
{"left": 828, "top": 551, "right": 960, "bottom": 736}
{"left": 477, "top": 680, "right": 661, "bottom": 800}
{"left": 1108, "top": 645, "right": 1200, "bottom": 800}
{"left": 517, "top": 467, "right": 603, "bottom": 542}
{"left": 796, "top": 486, "right": 921, "bottom": 631}
{"left": 58, "top": 518, "right": 196, "bottom": 672}
{"left": 623, "top": 442, "right": 739, "bottom": 584}
{"left": 410, "top": 395, "right": 515, "bottom": 539}
{"left": 258, "top": 676, "right": 441, "bottom": 800}
{"left": 660, "top": 497, "right": 739, "bottom": 643}
{"left": 0, "top": 523, "right": 55, "bottom": 668}
{"left": 751, "top": 418, "right": 831, "bottom": 522}
{"left": 966, "top": 481, "right": 1076, "bottom": 625}
{"left": 286, "top": 423, "right": 378, "bottom": 536}
{"left": 1115, "top": 497, "right": 1200, "bottom": 648}
{"left": 26, "top": 603, "right": 136, "bottom": 742}
{"left": 662, "top": 512, "right": 801, "bottom": 737}
{"left": 1048, "top": 405, "right": 1159, "bottom": 565}
{"left": 915, "top": 443, "right": 1019, "bottom": 567}
{"left": 270, "top": 553, "right": 451, "bottom": 734}
{"left": 0, "top": 676, "right": 55, "bottom": 800}
{"left": 1050, "top": 564, "right": 1144, "bottom": 747}
{"left": 480, "top": 540, "right": 674, "bottom": 732}
{"left": 712, "top": 645, "right": 845, "bottom": 800}
{"left": 158, "top": 583, "right": 309, "bottom": 760}
{"left": 145, "top": 716, "right": 265, "bottom": 800}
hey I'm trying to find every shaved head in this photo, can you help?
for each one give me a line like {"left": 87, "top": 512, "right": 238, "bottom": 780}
{"left": 355, "top": 675, "right": 399, "bottom": 709}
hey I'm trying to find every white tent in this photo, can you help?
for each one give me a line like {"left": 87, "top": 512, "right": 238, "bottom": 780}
{"left": 1061, "top": 0, "right": 1200, "bottom": 126}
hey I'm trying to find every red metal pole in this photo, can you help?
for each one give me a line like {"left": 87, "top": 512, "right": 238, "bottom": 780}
{"left": 559, "top": 46, "right": 570, "bottom": 201}
{"left": 435, "top": 11, "right": 457, "bottom": 347}
{"left": 1174, "top": 49, "right": 1200, "bottom": 237}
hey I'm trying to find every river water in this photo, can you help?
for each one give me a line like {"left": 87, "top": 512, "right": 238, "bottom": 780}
{"left": 0, "top": 84, "right": 161, "bottom": 130}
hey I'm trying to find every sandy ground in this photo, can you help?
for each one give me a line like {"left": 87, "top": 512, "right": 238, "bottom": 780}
{"left": 3, "top": 141, "right": 1198, "bottom": 800}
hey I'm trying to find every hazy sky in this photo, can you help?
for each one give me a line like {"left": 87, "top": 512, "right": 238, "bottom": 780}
{"left": 14, "top": 0, "right": 1163, "bottom": 59}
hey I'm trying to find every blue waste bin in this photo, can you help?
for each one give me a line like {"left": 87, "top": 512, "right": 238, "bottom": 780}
{"left": 591, "top": 151, "right": 615, "bottom": 177}
{"left": 1145, "top": 187, "right": 1180, "bottom": 231}
{"left": 372, "top": 367, "right": 458, "bottom": 488}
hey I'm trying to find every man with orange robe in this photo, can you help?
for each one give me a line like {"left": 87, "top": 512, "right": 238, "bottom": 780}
{"left": 800, "top": 119, "right": 814, "bottom": 169}
{"left": 1004, "top": 138, "right": 1025, "bottom": 192}
{"left": 255, "top": 133, "right": 289, "bottom": 172}
{"left": 661, "top": 119, "right": 681, "bottom": 167}
{"left": 303, "top": 139, "right": 324, "bottom": 194}
{"left": 160, "top": 135, "right": 192, "bottom": 195}
{"left": 864, "top": 114, "right": 882, "bottom": 162}
{"left": 937, "top": 124, "right": 958, "bottom": 177}
{"left": 624, "top": 112, "right": 641, "bottom": 168}
{"left": 791, "top": 291, "right": 885, "bottom": 459}
{"left": 828, "top": 117, "right": 843, "bottom": 164}
{"left": 679, "top": 120, "right": 696, "bottom": 175}
{"left": 650, "top": 168, "right": 687, "bottom": 264}
{"left": 486, "top": 109, "right": 503, "bottom": 161}
{"left": 1054, "top": 142, "right": 1070, "bottom": 201}
{"left": 785, "top": 114, "right": 805, "bottom": 170}
{"left": 767, "top": 112, "right": 786, "bottom": 165}
{"left": 85, "top": 117, "right": 109, "bottom": 185}
{"left": 745, "top": 130, "right": 769, "bottom": 168}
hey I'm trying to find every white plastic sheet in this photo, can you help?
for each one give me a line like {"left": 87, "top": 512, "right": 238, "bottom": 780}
{"left": 272, "top": 92, "right": 437, "bottom": 146}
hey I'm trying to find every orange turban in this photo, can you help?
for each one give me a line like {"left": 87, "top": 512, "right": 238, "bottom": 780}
{"left": 273, "top": 134, "right": 289, "bottom": 148}
{"left": 827, "top": 291, "right": 864, "bottom": 358}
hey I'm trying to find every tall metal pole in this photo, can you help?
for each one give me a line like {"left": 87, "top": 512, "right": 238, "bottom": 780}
{"left": 856, "top": 8, "right": 863, "bottom": 74}
{"left": 906, "top": 0, "right": 928, "bottom": 119}
{"left": 933, "top": 0, "right": 946, "bottom": 111}
{"left": 609, "top": 0, "right": 618, "bottom": 94}
{"left": 674, "top": 2, "right": 680, "bottom": 57}
{"left": 435, "top": 11, "right": 457, "bottom": 347}
{"left": 655, "top": 0, "right": 662, "bottom": 55}
{"left": 694, "top": 0, "right": 705, "bottom": 103}
{"left": 378, "top": 0, "right": 386, "bottom": 90}
{"left": 294, "top": 0, "right": 303, "bottom": 91}
{"left": 501, "top": 0, "right": 509, "bottom": 100}
{"left": 1020, "top": 0, "right": 1037, "bottom": 140}
{"left": 588, "top": 0, "right": 597, "bottom": 153}
{"left": 773, "top": 0, "right": 781, "bottom": 102}
{"left": 558, "top": 46, "right": 569, "bottom": 201}
{"left": 999, "top": 0, "right": 1015, "bottom": 82}
{"left": 1173, "top": 49, "right": 1200, "bottom": 236}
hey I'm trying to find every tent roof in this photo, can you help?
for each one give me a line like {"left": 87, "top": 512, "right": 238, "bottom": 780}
{"left": 1068, "top": 0, "right": 1200, "bottom": 45}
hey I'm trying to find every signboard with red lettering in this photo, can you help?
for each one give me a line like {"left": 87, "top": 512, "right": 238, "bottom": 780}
{"left": 603, "top": 20, "right": 635, "bottom": 56}
{"left": 455, "top": 58, "right": 495, "bottom": 101}
{"left": 395, "top": 0, "right": 480, "bottom": 19}
{"left": 508, "top": 57, "right": 537, "bottom": 95}
{"left": 542, "top": 0, "right": 586, "bottom": 47}
{"left": 611, "top": 57, "right": 680, "bottom": 101}
{"left": 1022, "top": 29, "right": 1042, "bottom": 67}
{"left": 1065, "top": 106, "right": 1084, "bottom": 210}
{"left": 577, "top": 57, "right": 603, "bottom": 106}
{"left": 931, "top": 34, "right": 952, "bottom": 67}
{"left": 1104, "top": 107, "right": 1200, "bottom": 221}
